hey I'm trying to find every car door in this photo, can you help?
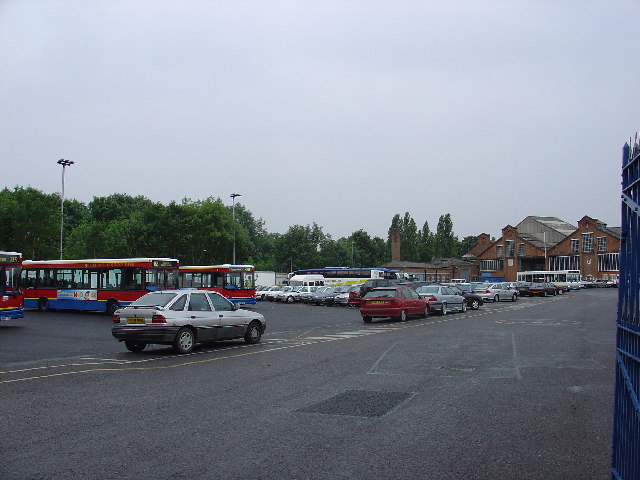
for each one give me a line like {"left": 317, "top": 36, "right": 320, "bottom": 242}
{"left": 186, "top": 292, "right": 219, "bottom": 341}
{"left": 399, "top": 288, "right": 417, "bottom": 315}
{"left": 207, "top": 292, "right": 245, "bottom": 340}
{"left": 442, "top": 286, "right": 462, "bottom": 309}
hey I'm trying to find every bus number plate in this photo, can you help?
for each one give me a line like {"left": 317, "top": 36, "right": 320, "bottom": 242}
{"left": 127, "top": 318, "right": 145, "bottom": 324}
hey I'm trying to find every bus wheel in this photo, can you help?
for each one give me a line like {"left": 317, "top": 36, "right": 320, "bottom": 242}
{"left": 363, "top": 316, "right": 372, "bottom": 323}
{"left": 106, "top": 300, "right": 119, "bottom": 315}
{"left": 125, "top": 341, "right": 147, "bottom": 353}
{"left": 38, "top": 298, "right": 49, "bottom": 312}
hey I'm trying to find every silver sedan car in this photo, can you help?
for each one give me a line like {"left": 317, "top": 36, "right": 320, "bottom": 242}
{"left": 112, "top": 290, "right": 266, "bottom": 354}
{"left": 472, "top": 283, "right": 518, "bottom": 302}
{"left": 415, "top": 285, "right": 467, "bottom": 315}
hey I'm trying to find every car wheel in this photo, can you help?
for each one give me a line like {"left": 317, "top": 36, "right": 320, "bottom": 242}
{"left": 106, "top": 300, "right": 119, "bottom": 315}
{"left": 511, "top": 294, "right": 517, "bottom": 302}
{"left": 173, "top": 327, "right": 195, "bottom": 354}
{"left": 461, "top": 301, "right": 467, "bottom": 313}
{"left": 470, "top": 299, "right": 480, "bottom": 310}
{"left": 553, "top": 289, "right": 557, "bottom": 296}
{"left": 543, "top": 290, "right": 548, "bottom": 297}
{"left": 363, "top": 316, "right": 372, "bottom": 323}
{"left": 38, "top": 297, "right": 49, "bottom": 312}
{"left": 244, "top": 321, "right": 262, "bottom": 344}
{"left": 400, "top": 310, "right": 408, "bottom": 322}
{"left": 557, "top": 289, "right": 564, "bottom": 295}
{"left": 422, "top": 306, "right": 429, "bottom": 318}
{"left": 494, "top": 294, "right": 499, "bottom": 303}
{"left": 441, "top": 303, "right": 447, "bottom": 315}
{"left": 125, "top": 340, "right": 147, "bottom": 353}
{"left": 286, "top": 296, "right": 294, "bottom": 303}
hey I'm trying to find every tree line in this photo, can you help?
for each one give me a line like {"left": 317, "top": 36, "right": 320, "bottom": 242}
{"left": 0, "top": 187, "right": 477, "bottom": 271}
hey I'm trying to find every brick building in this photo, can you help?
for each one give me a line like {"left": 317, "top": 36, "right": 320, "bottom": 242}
{"left": 468, "top": 216, "right": 620, "bottom": 282}
{"left": 546, "top": 216, "right": 620, "bottom": 282}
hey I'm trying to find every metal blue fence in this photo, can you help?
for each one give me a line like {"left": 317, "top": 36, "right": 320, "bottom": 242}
{"left": 612, "top": 133, "right": 640, "bottom": 479}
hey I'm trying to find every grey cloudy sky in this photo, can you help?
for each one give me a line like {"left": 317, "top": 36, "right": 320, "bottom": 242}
{"left": 1, "top": 0, "right": 638, "bottom": 241}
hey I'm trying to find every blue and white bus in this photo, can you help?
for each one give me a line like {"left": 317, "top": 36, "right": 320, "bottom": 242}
{"left": 288, "top": 267, "right": 403, "bottom": 286}
{"left": 516, "top": 270, "right": 582, "bottom": 290}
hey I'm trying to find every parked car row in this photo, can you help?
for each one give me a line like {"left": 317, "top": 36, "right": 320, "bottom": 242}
{"left": 255, "top": 284, "right": 361, "bottom": 307}
{"left": 359, "top": 282, "right": 484, "bottom": 322}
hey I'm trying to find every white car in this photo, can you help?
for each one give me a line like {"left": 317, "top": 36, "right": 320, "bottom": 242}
{"left": 270, "top": 286, "right": 296, "bottom": 302}
{"left": 112, "top": 290, "right": 266, "bottom": 354}
{"left": 282, "top": 285, "right": 317, "bottom": 303}
{"left": 255, "top": 285, "right": 277, "bottom": 301}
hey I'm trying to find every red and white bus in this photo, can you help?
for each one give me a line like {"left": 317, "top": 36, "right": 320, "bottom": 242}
{"left": 179, "top": 264, "right": 256, "bottom": 306}
{"left": 0, "top": 251, "right": 23, "bottom": 320}
{"left": 22, "top": 258, "right": 179, "bottom": 314}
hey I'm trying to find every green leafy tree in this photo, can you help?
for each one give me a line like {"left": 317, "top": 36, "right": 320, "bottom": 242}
{"left": 388, "top": 212, "right": 419, "bottom": 261}
{"left": 458, "top": 235, "right": 478, "bottom": 257}
{"left": 418, "top": 220, "right": 434, "bottom": 262}
{"left": 275, "top": 223, "right": 329, "bottom": 272}
{"left": 433, "top": 214, "right": 457, "bottom": 258}
{"left": 0, "top": 187, "right": 59, "bottom": 259}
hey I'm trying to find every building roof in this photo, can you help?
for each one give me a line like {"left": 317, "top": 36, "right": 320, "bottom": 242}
{"left": 384, "top": 258, "right": 478, "bottom": 270}
{"left": 516, "top": 232, "right": 550, "bottom": 250}
{"left": 593, "top": 219, "right": 621, "bottom": 239}
{"left": 517, "top": 216, "right": 577, "bottom": 236}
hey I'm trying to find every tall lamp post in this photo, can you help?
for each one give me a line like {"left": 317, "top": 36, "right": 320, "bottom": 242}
{"left": 57, "top": 159, "right": 75, "bottom": 259}
{"left": 230, "top": 193, "right": 242, "bottom": 264}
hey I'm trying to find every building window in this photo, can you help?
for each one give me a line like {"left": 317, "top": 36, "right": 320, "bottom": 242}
{"left": 598, "top": 253, "right": 619, "bottom": 271}
{"left": 505, "top": 240, "right": 514, "bottom": 258}
{"left": 549, "top": 256, "right": 580, "bottom": 271}
{"left": 582, "top": 233, "right": 594, "bottom": 253}
{"left": 517, "top": 243, "right": 524, "bottom": 257}
{"left": 570, "top": 239, "right": 579, "bottom": 253}
{"left": 597, "top": 236, "right": 606, "bottom": 252}
{"left": 480, "top": 259, "right": 504, "bottom": 271}
{"left": 496, "top": 245, "right": 504, "bottom": 257}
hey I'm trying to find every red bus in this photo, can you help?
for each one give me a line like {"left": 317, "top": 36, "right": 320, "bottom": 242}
{"left": 22, "top": 258, "right": 179, "bottom": 314}
{"left": 179, "top": 264, "right": 256, "bottom": 306}
{"left": 0, "top": 251, "right": 23, "bottom": 320}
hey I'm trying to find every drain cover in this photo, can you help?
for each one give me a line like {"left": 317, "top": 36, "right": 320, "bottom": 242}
{"left": 297, "top": 390, "right": 414, "bottom": 418}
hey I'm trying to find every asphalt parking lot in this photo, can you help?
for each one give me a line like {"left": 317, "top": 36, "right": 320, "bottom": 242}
{"left": 1, "top": 288, "right": 618, "bottom": 479}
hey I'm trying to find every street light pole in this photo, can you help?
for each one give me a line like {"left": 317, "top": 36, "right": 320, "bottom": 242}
{"left": 57, "top": 159, "right": 75, "bottom": 259}
{"left": 230, "top": 193, "right": 242, "bottom": 264}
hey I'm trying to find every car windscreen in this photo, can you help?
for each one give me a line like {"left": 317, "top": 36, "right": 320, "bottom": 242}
{"left": 129, "top": 292, "right": 178, "bottom": 307}
{"left": 363, "top": 289, "right": 397, "bottom": 299}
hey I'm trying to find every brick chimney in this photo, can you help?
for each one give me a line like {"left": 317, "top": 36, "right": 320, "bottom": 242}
{"left": 389, "top": 228, "right": 401, "bottom": 262}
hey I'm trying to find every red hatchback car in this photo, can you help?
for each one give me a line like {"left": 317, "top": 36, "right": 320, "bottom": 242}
{"left": 359, "top": 286, "right": 430, "bottom": 323}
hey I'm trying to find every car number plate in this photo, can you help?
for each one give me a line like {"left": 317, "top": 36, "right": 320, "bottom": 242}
{"left": 126, "top": 318, "right": 145, "bottom": 324}
{"left": 370, "top": 300, "right": 385, "bottom": 304}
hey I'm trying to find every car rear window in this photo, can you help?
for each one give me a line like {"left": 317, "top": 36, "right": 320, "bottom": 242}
{"left": 363, "top": 289, "right": 397, "bottom": 299}
{"left": 130, "top": 292, "right": 177, "bottom": 307}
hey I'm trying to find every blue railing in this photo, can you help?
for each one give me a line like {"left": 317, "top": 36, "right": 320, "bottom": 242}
{"left": 612, "top": 133, "right": 640, "bottom": 479}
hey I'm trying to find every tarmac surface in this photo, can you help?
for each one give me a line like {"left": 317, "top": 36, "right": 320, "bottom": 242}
{"left": 1, "top": 288, "right": 616, "bottom": 479}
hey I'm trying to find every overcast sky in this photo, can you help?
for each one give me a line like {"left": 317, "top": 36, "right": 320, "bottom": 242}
{"left": 1, "top": 0, "right": 638, "bottom": 241}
